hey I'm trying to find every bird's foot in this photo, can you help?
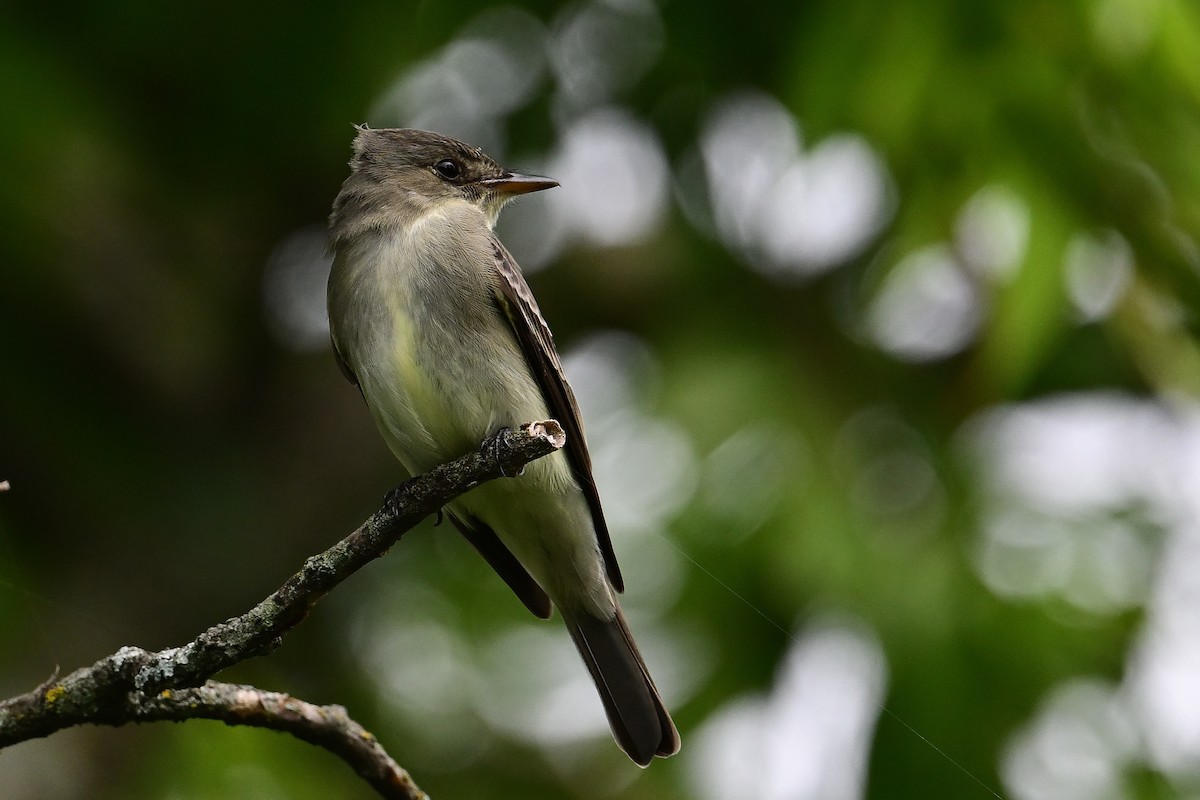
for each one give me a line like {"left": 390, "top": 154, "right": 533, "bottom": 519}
{"left": 484, "top": 426, "right": 525, "bottom": 478}
{"left": 383, "top": 484, "right": 405, "bottom": 510}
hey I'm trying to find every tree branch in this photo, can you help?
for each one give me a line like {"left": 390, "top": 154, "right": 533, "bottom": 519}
{"left": 139, "top": 682, "right": 423, "bottom": 799}
{"left": 0, "top": 420, "right": 567, "bottom": 799}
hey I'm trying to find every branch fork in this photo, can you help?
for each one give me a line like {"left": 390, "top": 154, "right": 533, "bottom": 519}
{"left": 0, "top": 420, "right": 567, "bottom": 800}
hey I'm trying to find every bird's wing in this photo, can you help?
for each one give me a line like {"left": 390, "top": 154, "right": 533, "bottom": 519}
{"left": 487, "top": 236, "right": 623, "bottom": 592}
{"left": 330, "top": 335, "right": 360, "bottom": 387}
{"left": 448, "top": 511, "right": 553, "bottom": 618}
{"left": 328, "top": 247, "right": 363, "bottom": 389}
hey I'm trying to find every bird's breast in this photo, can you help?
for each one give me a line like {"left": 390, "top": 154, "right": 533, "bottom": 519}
{"left": 345, "top": 211, "right": 552, "bottom": 472}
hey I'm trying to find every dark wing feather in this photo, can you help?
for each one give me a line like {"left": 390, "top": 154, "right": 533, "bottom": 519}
{"left": 448, "top": 511, "right": 553, "bottom": 618}
{"left": 488, "top": 237, "right": 623, "bottom": 592}
{"left": 327, "top": 246, "right": 362, "bottom": 389}
{"left": 330, "top": 335, "right": 360, "bottom": 386}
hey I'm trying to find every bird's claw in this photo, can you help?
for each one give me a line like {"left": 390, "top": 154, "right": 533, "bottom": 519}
{"left": 485, "top": 426, "right": 525, "bottom": 478}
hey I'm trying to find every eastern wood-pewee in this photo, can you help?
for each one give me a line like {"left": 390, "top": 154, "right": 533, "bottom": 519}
{"left": 327, "top": 127, "right": 679, "bottom": 765}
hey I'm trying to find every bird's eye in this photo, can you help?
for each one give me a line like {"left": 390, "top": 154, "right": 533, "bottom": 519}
{"left": 433, "top": 159, "right": 462, "bottom": 180}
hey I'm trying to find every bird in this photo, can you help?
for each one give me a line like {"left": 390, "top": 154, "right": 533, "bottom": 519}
{"left": 326, "top": 126, "right": 679, "bottom": 766}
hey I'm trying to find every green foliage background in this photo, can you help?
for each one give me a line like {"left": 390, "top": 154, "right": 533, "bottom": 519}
{"left": 2, "top": 1, "right": 1198, "bottom": 798}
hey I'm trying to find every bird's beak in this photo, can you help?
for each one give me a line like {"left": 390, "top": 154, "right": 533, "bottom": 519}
{"left": 478, "top": 172, "right": 559, "bottom": 196}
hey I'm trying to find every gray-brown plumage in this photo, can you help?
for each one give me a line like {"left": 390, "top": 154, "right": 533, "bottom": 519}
{"left": 327, "top": 126, "right": 679, "bottom": 765}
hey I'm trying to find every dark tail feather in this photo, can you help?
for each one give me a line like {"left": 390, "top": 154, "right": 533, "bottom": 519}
{"left": 564, "top": 604, "right": 680, "bottom": 766}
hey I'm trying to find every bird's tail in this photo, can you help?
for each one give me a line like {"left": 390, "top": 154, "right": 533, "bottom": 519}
{"left": 563, "top": 604, "right": 680, "bottom": 766}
